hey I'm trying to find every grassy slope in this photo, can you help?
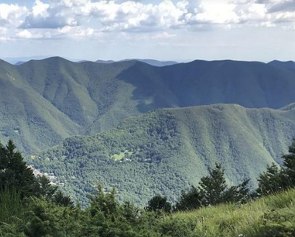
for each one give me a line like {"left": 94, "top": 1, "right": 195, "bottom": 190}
{"left": 31, "top": 104, "right": 295, "bottom": 206}
{"left": 164, "top": 189, "right": 295, "bottom": 237}
{"left": 1, "top": 58, "right": 295, "bottom": 153}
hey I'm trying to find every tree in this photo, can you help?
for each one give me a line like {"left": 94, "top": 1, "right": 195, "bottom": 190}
{"left": 175, "top": 163, "right": 250, "bottom": 210}
{"left": 223, "top": 179, "right": 250, "bottom": 203}
{"left": 34, "top": 175, "right": 58, "bottom": 199}
{"left": 256, "top": 139, "right": 295, "bottom": 196}
{"left": 0, "top": 140, "right": 37, "bottom": 197}
{"left": 175, "top": 186, "right": 202, "bottom": 211}
{"left": 53, "top": 190, "right": 74, "bottom": 207}
{"left": 88, "top": 185, "right": 118, "bottom": 218}
{"left": 0, "top": 140, "right": 60, "bottom": 201}
{"left": 282, "top": 139, "right": 295, "bottom": 187}
{"left": 199, "top": 163, "right": 228, "bottom": 206}
{"left": 257, "top": 163, "right": 283, "bottom": 196}
{"left": 146, "top": 195, "right": 172, "bottom": 213}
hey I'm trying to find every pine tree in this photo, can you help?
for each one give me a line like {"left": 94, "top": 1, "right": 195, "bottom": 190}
{"left": 175, "top": 186, "right": 202, "bottom": 211}
{"left": 199, "top": 163, "right": 228, "bottom": 205}
{"left": 256, "top": 139, "right": 295, "bottom": 196}
{"left": 0, "top": 140, "right": 37, "bottom": 197}
{"left": 257, "top": 163, "right": 283, "bottom": 196}
{"left": 282, "top": 139, "right": 295, "bottom": 187}
{"left": 223, "top": 179, "right": 250, "bottom": 203}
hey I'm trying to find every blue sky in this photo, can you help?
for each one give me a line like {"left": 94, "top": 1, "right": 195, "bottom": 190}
{"left": 0, "top": 0, "right": 295, "bottom": 62}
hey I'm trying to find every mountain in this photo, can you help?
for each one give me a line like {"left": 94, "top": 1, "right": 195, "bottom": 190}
{"left": 268, "top": 60, "right": 295, "bottom": 72}
{"left": 30, "top": 104, "right": 295, "bottom": 206}
{"left": 0, "top": 59, "right": 80, "bottom": 153}
{"left": 95, "top": 59, "right": 115, "bottom": 64}
{"left": 126, "top": 59, "right": 177, "bottom": 67}
{"left": 1, "top": 57, "right": 295, "bottom": 153}
{"left": 95, "top": 59, "right": 178, "bottom": 66}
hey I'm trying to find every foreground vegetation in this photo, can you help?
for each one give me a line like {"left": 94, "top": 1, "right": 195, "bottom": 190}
{"left": 162, "top": 188, "right": 295, "bottom": 237}
{"left": 1, "top": 186, "right": 295, "bottom": 236}
{"left": 1, "top": 139, "right": 295, "bottom": 236}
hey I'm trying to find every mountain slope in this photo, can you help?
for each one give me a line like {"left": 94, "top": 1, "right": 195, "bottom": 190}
{"left": 0, "top": 60, "right": 80, "bottom": 153}
{"left": 1, "top": 58, "right": 295, "bottom": 153}
{"left": 30, "top": 104, "right": 295, "bottom": 206}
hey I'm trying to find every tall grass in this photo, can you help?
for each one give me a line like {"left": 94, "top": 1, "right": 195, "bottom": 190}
{"left": 160, "top": 189, "right": 295, "bottom": 237}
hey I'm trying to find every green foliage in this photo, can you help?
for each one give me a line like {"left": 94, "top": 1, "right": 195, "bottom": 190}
{"left": 146, "top": 195, "right": 172, "bottom": 213}
{"left": 33, "top": 175, "right": 58, "bottom": 199}
{"left": 32, "top": 103, "right": 295, "bottom": 206}
{"left": 0, "top": 140, "right": 37, "bottom": 197}
{"left": 175, "top": 186, "right": 202, "bottom": 211}
{"left": 199, "top": 163, "right": 228, "bottom": 206}
{"left": 259, "top": 209, "right": 295, "bottom": 237}
{"left": 88, "top": 185, "right": 118, "bottom": 219}
{"left": 282, "top": 139, "right": 295, "bottom": 187}
{"left": 53, "top": 190, "right": 74, "bottom": 207}
{"left": 159, "top": 217, "right": 196, "bottom": 237}
{"left": 2, "top": 57, "right": 295, "bottom": 155}
{"left": 163, "top": 189, "right": 295, "bottom": 237}
{"left": 175, "top": 163, "right": 250, "bottom": 210}
{"left": 257, "top": 163, "right": 283, "bottom": 195}
{"left": 222, "top": 179, "right": 250, "bottom": 204}
{"left": 0, "top": 189, "right": 23, "bottom": 223}
{"left": 257, "top": 139, "right": 295, "bottom": 195}
{"left": 0, "top": 140, "right": 73, "bottom": 210}
{"left": 0, "top": 140, "right": 295, "bottom": 237}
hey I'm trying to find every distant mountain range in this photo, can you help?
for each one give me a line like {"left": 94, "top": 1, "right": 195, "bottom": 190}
{"left": 31, "top": 104, "right": 295, "bottom": 205}
{"left": 95, "top": 59, "right": 178, "bottom": 67}
{"left": 1, "top": 57, "right": 295, "bottom": 153}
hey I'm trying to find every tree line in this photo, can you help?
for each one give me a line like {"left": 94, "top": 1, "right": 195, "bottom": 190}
{"left": 147, "top": 139, "right": 295, "bottom": 212}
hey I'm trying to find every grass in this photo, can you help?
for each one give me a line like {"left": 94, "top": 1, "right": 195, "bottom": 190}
{"left": 111, "top": 150, "right": 133, "bottom": 161}
{"left": 161, "top": 189, "right": 295, "bottom": 237}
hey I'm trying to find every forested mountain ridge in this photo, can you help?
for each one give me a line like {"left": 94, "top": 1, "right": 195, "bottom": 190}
{"left": 1, "top": 57, "right": 295, "bottom": 153}
{"left": 31, "top": 104, "right": 295, "bottom": 205}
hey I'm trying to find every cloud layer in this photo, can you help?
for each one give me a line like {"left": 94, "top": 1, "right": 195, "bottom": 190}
{"left": 0, "top": 0, "right": 295, "bottom": 40}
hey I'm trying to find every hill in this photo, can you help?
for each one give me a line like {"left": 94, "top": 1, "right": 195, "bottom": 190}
{"left": 1, "top": 58, "right": 295, "bottom": 153}
{"left": 30, "top": 104, "right": 295, "bottom": 206}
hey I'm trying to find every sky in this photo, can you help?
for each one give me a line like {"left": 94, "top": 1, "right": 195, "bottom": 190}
{"left": 0, "top": 0, "right": 295, "bottom": 62}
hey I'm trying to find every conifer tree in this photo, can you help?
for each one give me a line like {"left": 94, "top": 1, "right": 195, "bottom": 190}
{"left": 0, "top": 140, "right": 36, "bottom": 197}
{"left": 257, "top": 163, "right": 283, "bottom": 196}
{"left": 199, "top": 163, "right": 228, "bottom": 205}
{"left": 175, "top": 186, "right": 202, "bottom": 211}
{"left": 282, "top": 139, "right": 295, "bottom": 187}
{"left": 257, "top": 139, "right": 295, "bottom": 196}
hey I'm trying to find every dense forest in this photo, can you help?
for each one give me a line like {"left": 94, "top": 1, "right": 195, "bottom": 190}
{"left": 1, "top": 140, "right": 295, "bottom": 236}
{"left": 32, "top": 104, "right": 295, "bottom": 206}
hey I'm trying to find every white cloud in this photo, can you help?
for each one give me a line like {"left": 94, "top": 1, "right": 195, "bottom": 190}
{"left": 58, "top": 26, "right": 97, "bottom": 38}
{"left": 0, "top": 3, "right": 27, "bottom": 26}
{"left": 32, "top": 0, "right": 49, "bottom": 17}
{"left": 195, "top": 1, "right": 239, "bottom": 24}
{"left": 17, "top": 29, "right": 34, "bottom": 39}
{"left": 21, "top": 0, "right": 78, "bottom": 29}
{"left": 0, "top": 0, "right": 294, "bottom": 41}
